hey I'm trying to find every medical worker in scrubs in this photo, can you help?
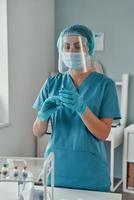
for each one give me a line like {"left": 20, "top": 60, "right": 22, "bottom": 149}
{"left": 33, "top": 24, "right": 121, "bottom": 192}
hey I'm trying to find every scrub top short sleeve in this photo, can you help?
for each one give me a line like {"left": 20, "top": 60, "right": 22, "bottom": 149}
{"left": 32, "top": 78, "right": 49, "bottom": 111}
{"left": 99, "top": 80, "right": 121, "bottom": 120}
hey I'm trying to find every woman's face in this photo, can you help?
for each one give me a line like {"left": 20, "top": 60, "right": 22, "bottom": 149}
{"left": 62, "top": 35, "right": 88, "bottom": 54}
{"left": 59, "top": 35, "right": 92, "bottom": 74}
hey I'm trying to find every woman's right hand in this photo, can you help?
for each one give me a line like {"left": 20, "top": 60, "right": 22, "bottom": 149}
{"left": 37, "top": 96, "right": 61, "bottom": 121}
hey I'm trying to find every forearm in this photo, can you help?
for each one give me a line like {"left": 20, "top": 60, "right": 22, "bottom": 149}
{"left": 33, "top": 118, "right": 48, "bottom": 138}
{"left": 80, "top": 107, "right": 112, "bottom": 140}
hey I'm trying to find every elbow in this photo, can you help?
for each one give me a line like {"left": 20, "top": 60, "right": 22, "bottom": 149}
{"left": 101, "top": 135, "right": 109, "bottom": 141}
{"left": 33, "top": 128, "right": 38, "bottom": 138}
{"left": 33, "top": 121, "right": 44, "bottom": 138}
{"left": 33, "top": 125, "right": 40, "bottom": 138}
{"left": 101, "top": 128, "right": 111, "bottom": 141}
{"left": 93, "top": 130, "right": 110, "bottom": 141}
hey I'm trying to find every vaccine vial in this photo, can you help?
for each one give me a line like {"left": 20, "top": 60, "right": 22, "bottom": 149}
{"left": 13, "top": 166, "right": 19, "bottom": 178}
{"left": 35, "top": 178, "right": 43, "bottom": 186}
{"left": 21, "top": 166, "right": 28, "bottom": 179}
{"left": 1, "top": 163, "right": 9, "bottom": 178}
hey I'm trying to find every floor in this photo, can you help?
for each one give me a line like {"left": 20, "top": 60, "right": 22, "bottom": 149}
{"left": 115, "top": 184, "right": 134, "bottom": 200}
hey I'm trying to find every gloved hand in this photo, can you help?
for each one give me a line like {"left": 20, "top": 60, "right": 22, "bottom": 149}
{"left": 59, "top": 89, "right": 87, "bottom": 115}
{"left": 38, "top": 96, "right": 61, "bottom": 121}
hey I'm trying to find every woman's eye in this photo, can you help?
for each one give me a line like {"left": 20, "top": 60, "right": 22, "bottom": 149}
{"left": 74, "top": 43, "right": 81, "bottom": 49}
{"left": 63, "top": 43, "right": 70, "bottom": 50}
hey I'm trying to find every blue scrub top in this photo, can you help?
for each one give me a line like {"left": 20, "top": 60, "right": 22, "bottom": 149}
{"left": 33, "top": 71, "right": 121, "bottom": 191}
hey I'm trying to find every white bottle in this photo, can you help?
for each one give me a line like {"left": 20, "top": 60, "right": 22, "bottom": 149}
{"left": 13, "top": 166, "right": 19, "bottom": 178}
{"left": 1, "top": 163, "right": 9, "bottom": 178}
{"left": 21, "top": 166, "right": 28, "bottom": 179}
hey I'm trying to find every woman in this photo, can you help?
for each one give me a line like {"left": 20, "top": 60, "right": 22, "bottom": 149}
{"left": 33, "top": 24, "right": 121, "bottom": 191}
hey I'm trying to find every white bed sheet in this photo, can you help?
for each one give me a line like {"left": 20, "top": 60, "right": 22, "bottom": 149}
{"left": 0, "top": 182, "right": 122, "bottom": 200}
{"left": 37, "top": 186, "right": 122, "bottom": 200}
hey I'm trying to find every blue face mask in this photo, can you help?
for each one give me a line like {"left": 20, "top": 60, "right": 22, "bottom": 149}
{"left": 62, "top": 52, "right": 86, "bottom": 70}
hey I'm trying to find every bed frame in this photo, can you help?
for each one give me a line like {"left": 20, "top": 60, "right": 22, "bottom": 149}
{"left": 106, "top": 73, "right": 129, "bottom": 191}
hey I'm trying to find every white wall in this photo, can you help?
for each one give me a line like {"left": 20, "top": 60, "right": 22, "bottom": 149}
{"left": 0, "top": 0, "right": 9, "bottom": 125}
{"left": 0, "top": 0, "right": 55, "bottom": 157}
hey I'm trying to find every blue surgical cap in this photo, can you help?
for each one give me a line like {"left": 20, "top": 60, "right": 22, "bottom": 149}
{"left": 57, "top": 24, "right": 95, "bottom": 56}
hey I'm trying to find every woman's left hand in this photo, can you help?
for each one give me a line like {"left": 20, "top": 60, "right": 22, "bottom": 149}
{"left": 59, "top": 89, "right": 86, "bottom": 115}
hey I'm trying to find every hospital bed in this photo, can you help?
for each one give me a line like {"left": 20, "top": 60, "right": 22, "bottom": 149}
{"left": 37, "top": 73, "right": 129, "bottom": 192}
{"left": 0, "top": 153, "right": 122, "bottom": 200}
{"left": 0, "top": 182, "right": 122, "bottom": 200}
{"left": 106, "top": 73, "right": 129, "bottom": 191}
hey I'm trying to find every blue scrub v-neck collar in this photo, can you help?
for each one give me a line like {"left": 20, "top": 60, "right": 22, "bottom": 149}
{"left": 66, "top": 71, "right": 96, "bottom": 91}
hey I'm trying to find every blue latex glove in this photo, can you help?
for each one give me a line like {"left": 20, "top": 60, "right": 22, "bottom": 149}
{"left": 38, "top": 96, "right": 61, "bottom": 121}
{"left": 59, "top": 89, "right": 87, "bottom": 115}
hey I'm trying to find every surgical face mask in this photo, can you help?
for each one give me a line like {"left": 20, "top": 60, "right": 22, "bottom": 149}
{"left": 62, "top": 52, "right": 86, "bottom": 71}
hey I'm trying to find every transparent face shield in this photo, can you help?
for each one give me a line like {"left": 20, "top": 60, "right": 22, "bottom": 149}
{"left": 58, "top": 35, "right": 92, "bottom": 73}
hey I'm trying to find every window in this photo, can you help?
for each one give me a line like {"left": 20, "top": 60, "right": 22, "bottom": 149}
{"left": 0, "top": 0, "right": 9, "bottom": 127}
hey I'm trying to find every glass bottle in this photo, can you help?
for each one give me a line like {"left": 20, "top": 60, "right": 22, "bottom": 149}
{"left": 1, "top": 163, "right": 9, "bottom": 178}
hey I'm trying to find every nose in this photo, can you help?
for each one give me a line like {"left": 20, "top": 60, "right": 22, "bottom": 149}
{"left": 68, "top": 44, "right": 75, "bottom": 52}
